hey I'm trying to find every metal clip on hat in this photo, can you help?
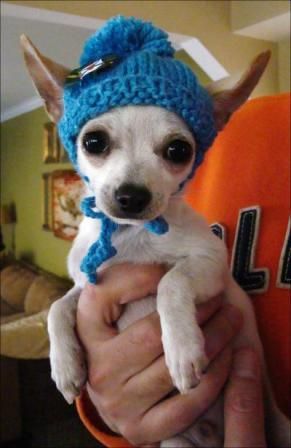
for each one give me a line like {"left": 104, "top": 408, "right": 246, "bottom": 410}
{"left": 65, "top": 54, "right": 119, "bottom": 86}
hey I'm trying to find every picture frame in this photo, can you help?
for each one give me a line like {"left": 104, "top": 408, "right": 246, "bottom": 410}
{"left": 43, "top": 122, "right": 60, "bottom": 163}
{"left": 42, "top": 172, "right": 53, "bottom": 230}
{"left": 51, "top": 170, "right": 83, "bottom": 241}
{"left": 59, "top": 143, "right": 70, "bottom": 163}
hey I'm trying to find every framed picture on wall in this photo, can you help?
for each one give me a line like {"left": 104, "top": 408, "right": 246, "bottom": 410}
{"left": 59, "top": 143, "right": 70, "bottom": 163}
{"left": 51, "top": 170, "right": 83, "bottom": 240}
{"left": 42, "top": 172, "right": 53, "bottom": 230}
{"left": 43, "top": 122, "right": 60, "bottom": 163}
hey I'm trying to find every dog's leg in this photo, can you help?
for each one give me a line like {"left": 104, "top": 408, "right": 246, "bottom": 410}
{"left": 157, "top": 256, "right": 225, "bottom": 393}
{"left": 47, "top": 285, "right": 86, "bottom": 404}
{"left": 157, "top": 268, "right": 208, "bottom": 393}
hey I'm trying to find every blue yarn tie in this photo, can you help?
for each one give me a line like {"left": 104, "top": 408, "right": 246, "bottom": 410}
{"left": 80, "top": 196, "right": 168, "bottom": 284}
{"left": 80, "top": 197, "right": 118, "bottom": 284}
{"left": 144, "top": 216, "right": 169, "bottom": 234}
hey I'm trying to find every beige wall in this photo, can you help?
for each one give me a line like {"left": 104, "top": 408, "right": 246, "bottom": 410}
{"left": 278, "top": 38, "right": 291, "bottom": 93}
{"left": 9, "top": 0, "right": 278, "bottom": 96}
{"left": 231, "top": 0, "right": 289, "bottom": 30}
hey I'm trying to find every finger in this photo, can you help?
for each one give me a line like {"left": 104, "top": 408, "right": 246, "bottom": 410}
{"left": 92, "top": 312, "right": 163, "bottom": 380}
{"left": 77, "top": 283, "right": 118, "bottom": 345}
{"left": 77, "top": 264, "right": 167, "bottom": 343}
{"left": 196, "top": 295, "right": 223, "bottom": 325}
{"left": 125, "top": 348, "right": 232, "bottom": 446}
{"left": 204, "top": 304, "right": 243, "bottom": 359}
{"left": 97, "top": 297, "right": 226, "bottom": 380}
{"left": 224, "top": 348, "right": 266, "bottom": 448}
{"left": 79, "top": 264, "right": 222, "bottom": 342}
{"left": 122, "top": 304, "right": 242, "bottom": 410}
{"left": 98, "top": 263, "right": 167, "bottom": 305}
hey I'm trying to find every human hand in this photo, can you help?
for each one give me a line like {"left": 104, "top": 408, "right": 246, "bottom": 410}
{"left": 77, "top": 263, "right": 243, "bottom": 446}
{"left": 224, "top": 348, "right": 266, "bottom": 447}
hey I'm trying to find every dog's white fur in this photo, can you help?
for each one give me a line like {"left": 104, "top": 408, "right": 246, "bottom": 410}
{"left": 19, "top": 36, "right": 288, "bottom": 446}
{"left": 47, "top": 106, "right": 288, "bottom": 447}
{"left": 49, "top": 107, "right": 227, "bottom": 396}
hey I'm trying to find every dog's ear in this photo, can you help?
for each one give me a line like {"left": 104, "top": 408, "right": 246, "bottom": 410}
{"left": 20, "top": 34, "right": 71, "bottom": 122}
{"left": 207, "top": 51, "right": 271, "bottom": 132}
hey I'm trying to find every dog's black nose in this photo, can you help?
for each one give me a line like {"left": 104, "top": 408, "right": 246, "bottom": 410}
{"left": 115, "top": 184, "right": 152, "bottom": 214}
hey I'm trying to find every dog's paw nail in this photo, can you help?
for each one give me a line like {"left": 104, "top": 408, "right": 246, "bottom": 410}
{"left": 194, "top": 354, "right": 209, "bottom": 380}
{"left": 165, "top": 345, "right": 209, "bottom": 395}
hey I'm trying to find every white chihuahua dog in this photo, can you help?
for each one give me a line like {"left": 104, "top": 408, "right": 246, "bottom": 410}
{"left": 21, "top": 18, "right": 289, "bottom": 447}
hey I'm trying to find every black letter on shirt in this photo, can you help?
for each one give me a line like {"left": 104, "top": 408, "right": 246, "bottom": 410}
{"left": 211, "top": 223, "right": 226, "bottom": 242}
{"left": 277, "top": 219, "right": 291, "bottom": 288}
{"left": 231, "top": 207, "right": 269, "bottom": 293}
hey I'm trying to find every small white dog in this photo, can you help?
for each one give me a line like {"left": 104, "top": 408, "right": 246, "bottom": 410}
{"left": 21, "top": 16, "right": 289, "bottom": 447}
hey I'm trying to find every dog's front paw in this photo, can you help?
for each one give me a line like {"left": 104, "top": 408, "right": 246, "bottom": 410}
{"left": 167, "top": 345, "right": 208, "bottom": 394}
{"left": 163, "top": 329, "right": 208, "bottom": 394}
{"left": 50, "top": 342, "right": 87, "bottom": 404}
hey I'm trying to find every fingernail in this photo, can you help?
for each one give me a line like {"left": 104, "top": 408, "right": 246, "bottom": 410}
{"left": 233, "top": 348, "right": 258, "bottom": 379}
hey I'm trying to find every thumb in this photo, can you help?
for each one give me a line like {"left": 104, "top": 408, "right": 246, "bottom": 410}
{"left": 224, "top": 348, "right": 266, "bottom": 447}
{"left": 77, "top": 263, "right": 166, "bottom": 343}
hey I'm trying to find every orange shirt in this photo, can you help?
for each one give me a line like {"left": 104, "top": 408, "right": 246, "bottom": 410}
{"left": 76, "top": 94, "right": 290, "bottom": 447}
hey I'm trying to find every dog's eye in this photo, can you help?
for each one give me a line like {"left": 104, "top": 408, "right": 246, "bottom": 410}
{"left": 83, "top": 131, "right": 110, "bottom": 155}
{"left": 163, "top": 139, "right": 193, "bottom": 164}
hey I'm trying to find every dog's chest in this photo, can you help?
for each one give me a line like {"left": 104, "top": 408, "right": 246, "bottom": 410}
{"left": 109, "top": 225, "right": 183, "bottom": 266}
{"left": 108, "top": 225, "right": 183, "bottom": 330}
{"left": 109, "top": 221, "right": 196, "bottom": 330}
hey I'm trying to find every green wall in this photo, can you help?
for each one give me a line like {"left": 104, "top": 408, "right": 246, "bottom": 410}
{"left": 1, "top": 108, "right": 72, "bottom": 277}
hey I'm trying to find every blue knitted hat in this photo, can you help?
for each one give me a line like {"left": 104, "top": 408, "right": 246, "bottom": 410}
{"left": 57, "top": 16, "right": 218, "bottom": 284}
{"left": 58, "top": 15, "right": 217, "bottom": 171}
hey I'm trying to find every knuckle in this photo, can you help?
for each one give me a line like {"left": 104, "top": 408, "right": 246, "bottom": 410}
{"left": 120, "top": 422, "right": 144, "bottom": 446}
{"left": 99, "top": 396, "right": 123, "bottom": 421}
{"left": 143, "top": 316, "right": 162, "bottom": 350}
{"left": 155, "top": 367, "right": 172, "bottom": 389}
{"left": 222, "top": 305, "right": 243, "bottom": 331}
{"left": 135, "top": 267, "right": 153, "bottom": 288}
{"left": 88, "top": 365, "right": 109, "bottom": 390}
{"left": 226, "top": 386, "right": 259, "bottom": 414}
{"left": 136, "top": 265, "right": 165, "bottom": 289}
{"left": 131, "top": 315, "right": 161, "bottom": 350}
{"left": 174, "top": 406, "right": 195, "bottom": 430}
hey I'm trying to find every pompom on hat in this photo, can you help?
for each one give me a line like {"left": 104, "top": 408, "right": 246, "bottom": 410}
{"left": 58, "top": 15, "right": 217, "bottom": 171}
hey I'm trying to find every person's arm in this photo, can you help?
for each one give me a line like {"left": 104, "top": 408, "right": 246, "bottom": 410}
{"left": 76, "top": 263, "right": 242, "bottom": 446}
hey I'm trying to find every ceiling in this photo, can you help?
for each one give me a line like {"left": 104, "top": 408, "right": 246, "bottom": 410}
{"left": 1, "top": 2, "right": 289, "bottom": 122}
{"left": 234, "top": 11, "right": 290, "bottom": 41}
{"left": 1, "top": 3, "right": 104, "bottom": 121}
{"left": 1, "top": 2, "right": 199, "bottom": 122}
{"left": 1, "top": 16, "right": 92, "bottom": 113}
{"left": 0, "top": 2, "right": 239, "bottom": 122}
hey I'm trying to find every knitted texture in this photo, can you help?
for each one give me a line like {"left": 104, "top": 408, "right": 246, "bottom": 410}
{"left": 58, "top": 16, "right": 217, "bottom": 171}
{"left": 144, "top": 216, "right": 169, "bottom": 234}
{"left": 80, "top": 197, "right": 118, "bottom": 283}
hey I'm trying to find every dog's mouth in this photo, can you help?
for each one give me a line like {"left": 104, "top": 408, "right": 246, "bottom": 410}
{"left": 101, "top": 201, "right": 166, "bottom": 226}
{"left": 106, "top": 208, "right": 159, "bottom": 225}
